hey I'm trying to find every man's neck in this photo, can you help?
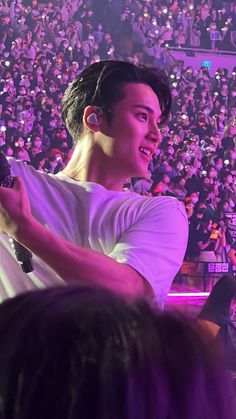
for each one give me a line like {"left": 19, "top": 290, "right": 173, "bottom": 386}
{"left": 62, "top": 138, "right": 126, "bottom": 192}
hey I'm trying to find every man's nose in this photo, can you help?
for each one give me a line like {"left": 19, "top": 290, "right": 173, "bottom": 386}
{"left": 148, "top": 123, "right": 161, "bottom": 144}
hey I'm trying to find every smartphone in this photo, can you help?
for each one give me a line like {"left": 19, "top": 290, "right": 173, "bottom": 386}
{"left": 210, "top": 230, "right": 220, "bottom": 240}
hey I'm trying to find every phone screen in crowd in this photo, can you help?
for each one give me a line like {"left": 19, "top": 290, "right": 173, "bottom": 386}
{"left": 210, "top": 230, "right": 220, "bottom": 240}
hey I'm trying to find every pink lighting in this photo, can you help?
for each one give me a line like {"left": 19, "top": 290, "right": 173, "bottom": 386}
{"left": 168, "top": 292, "right": 210, "bottom": 297}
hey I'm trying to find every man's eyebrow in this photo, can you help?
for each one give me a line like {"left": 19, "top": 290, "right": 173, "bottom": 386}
{"left": 133, "top": 104, "right": 161, "bottom": 122}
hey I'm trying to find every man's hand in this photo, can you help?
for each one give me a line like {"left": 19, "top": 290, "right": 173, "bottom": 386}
{"left": 0, "top": 176, "right": 32, "bottom": 238}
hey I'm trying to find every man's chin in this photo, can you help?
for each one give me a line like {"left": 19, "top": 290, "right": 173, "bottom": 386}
{"left": 132, "top": 166, "right": 149, "bottom": 178}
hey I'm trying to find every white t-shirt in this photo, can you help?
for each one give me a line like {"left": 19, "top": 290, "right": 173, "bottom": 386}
{"left": 0, "top": 160, "right": 188, "bottom": 308}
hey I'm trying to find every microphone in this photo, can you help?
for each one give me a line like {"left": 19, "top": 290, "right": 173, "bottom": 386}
{"left": 0, "top": 153, "right": 34, "bottom": 273}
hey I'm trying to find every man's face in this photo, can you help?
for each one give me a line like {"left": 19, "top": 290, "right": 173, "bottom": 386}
{"left": 99, "top": 83, "right": 162, "bottom": 178}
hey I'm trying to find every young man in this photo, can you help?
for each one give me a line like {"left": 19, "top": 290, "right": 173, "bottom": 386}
{"left": 0, "top": 60, "right": 188, "bottom": 308}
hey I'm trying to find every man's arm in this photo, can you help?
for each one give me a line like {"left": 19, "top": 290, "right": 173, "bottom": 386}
{"left": 0, "top": 177, "right": 151, "bottom": 300}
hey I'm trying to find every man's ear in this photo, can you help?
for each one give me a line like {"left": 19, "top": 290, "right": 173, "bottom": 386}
{"left": 83, "top": 106, "right": 103, "bottom": 131}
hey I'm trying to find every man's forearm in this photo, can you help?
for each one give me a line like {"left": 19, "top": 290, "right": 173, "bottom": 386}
{"left": 17, "top": 215, "right": 146, "bottom": 298}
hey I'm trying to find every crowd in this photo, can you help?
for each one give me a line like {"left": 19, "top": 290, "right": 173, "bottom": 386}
{"left": 0, "top": 0, "right": 235, "bottom": 265}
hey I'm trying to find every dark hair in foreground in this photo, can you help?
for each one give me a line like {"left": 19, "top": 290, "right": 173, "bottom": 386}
{"left": 0, "top": 285, "right": 234, "bottom": 419}
{"left": 62, "top": 60, "right": 172, "bottom": 143}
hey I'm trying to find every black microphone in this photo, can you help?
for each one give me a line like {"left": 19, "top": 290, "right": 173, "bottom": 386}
{"left": 0, "top": 153, "right": 34, "bottom": 273}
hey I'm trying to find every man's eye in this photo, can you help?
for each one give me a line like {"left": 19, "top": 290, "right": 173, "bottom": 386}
{"left": 139, "top": 113, "right": 147, "bottom": 121}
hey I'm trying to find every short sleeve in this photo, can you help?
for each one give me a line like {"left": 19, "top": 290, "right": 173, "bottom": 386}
{"left": 108, "top": 197, "right": 188, "bottom": 308}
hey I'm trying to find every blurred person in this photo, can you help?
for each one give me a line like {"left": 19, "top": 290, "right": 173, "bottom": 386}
{"left": 229, "top": 104, "right": 236, "bottom": 117}
{"left": 191, "top": 112, "right": 214, "bottom": 138}
{"left": 57, "top": 39, "right": 72, "bottom": 62}
{"left": 80, "top": 8, "right": 95, "bottom": 39}
{"left": 46, "top": 149, "right": 65, "bottom": 174}
{"left": 157, "top": 154, "right": 178, "bottom": 179}
{"left": 159, "top": 19, "right": 174, "bottom": 45}
{"left": 152, "top": 172, "right": 173, "bottom": 196}
{"left": 221, "top": 16, "right": 234, "bottom": 51}
{"left": 12, "top": 136, "right": 30, "bottom": 162}
{"left": 203, "top": 183, "right": 220, "bottom": 221}
{"left": 72, "top": 39, "right": 85, "bottom": 65}
{"left": 119, "top": 7, "right": 133, "bottom": 55}
{"left": 214, "top": 222, "right": 227, "bottom": 262}
{"left": 209, "top": 22, "right": 222, "bottom": 50}
{"left": 213, "top": 107, "right": 227, "bottom": 138}
{"left": 0, "top": 284, "right": 234, "bottom": 419}
{"left": 217, "top": 81, "right": 229, "bottom": 107}
{"left": 12, "top": 146, "right": 30, "bottom": 162}
{"left": 228, "top": 242, "right": 236, "bottom": 267}
{"left": 197, "top": 274, "right": 236, "bottom": 384}
{"left": 205, "top": 8, "right": 220, "bottom": 29}
{"left": 60, "top": 0, "right": 71, "bottom": 28}
{"left": 186, "top": 191, "right": 200, "bottom": 207}
{"left": 132, "top": 169, "right": 153, "bottom": 195}
{"left": 0, "top": 133, "right": 5, "bottom": 147}
{"left": 176, "top": 8, "right": 187, "bottom": 28}
{"left": 82, "top": 34, "right": 97, "bottom": 58}
{"left": 219, "top": 173, "right": 236, "bottom": 203}
{"left": 196, "top": 216, "right": 224, "bottom": 262}
{"left": 170, "top": 175, "right": 187, "bottom": 200}
{"left": 173, "top": 23, "right": 187, "bottom": 47}
{"left": 200, "top": 2, "right": 210, "bottom": 22}
{"left": 0, "top": 60, "right": 188, "bottom": 307}
{"left": 131, "top": 14, "right": 146, "bottom": 53}
{"left": 14, "top": 15, "right": 29, "bottom": 38}
{"left": 92, "top": 23, "right": 105, "bottom": 45}
{"left": 28, "top": 135, "right": 43, "bottom": 160}
{"left": 222, "top": 116, "right": 236, "bottom": 149}
{"left": 143, "top": 34, "right": 162, "bottom": 66}
{"left": 185, "top": 200, "right": 207, "bottom": 260}
{"left": 31, "top": 152, "right": 46, "bottom": 172}
{"left": 0, "top": 144, "right": 14, "bottom": 157}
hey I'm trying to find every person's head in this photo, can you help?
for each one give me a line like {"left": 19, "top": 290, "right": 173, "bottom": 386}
{"left": 162, "top": 173, "right": 171, "bottom": 184}
{"left": 214, "top": 157, "right": 223, "bottom": 171}
{"left": 225, "top": 117, "right": 236, "bottom": 136}
{"left": 32, "top": 135, "right": 42, "bottom": 149}
{"left": 225, "top": 173, "right": 233, "bottom": 184}
{"left": 202, "top": 216, "right": 213, "bottom": 231}
{"left": 188, "top": 191, "right": 199, "bottom": 205}
{"left": 208, "top": 166, "right": 217, "bottom": 179}
{"left": 62, "top": 60, "right": 171, "bottom": 143}
{"left": 32, "top": 152, "right": 46, "bottom": 169}
{"left": 176, "top": 175, "right": 186, "bottom": 187}
{"left": 0, "top": 285, "right": 233, "bottom": 419}
{"left": 19, "top": 86, "right": 27, "bottom": 96}
{"left": 35, "top": 65, "right": 43, "bottom": 76}
{"left": 15, "top": 136, "right": 25, "bottom": 148}
{"left": 13, "top": 146, "right": 26, "bottom": 161}
{"left": 62, "top": 60, "right": 171, "bottom": 178}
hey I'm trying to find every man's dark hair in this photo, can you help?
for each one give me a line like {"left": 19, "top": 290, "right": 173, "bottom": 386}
{"left": 0, "top": 285, "right": 234, "bottom": 419}
{"left": 62, "top": 60, "right": 172, "bottom": 143}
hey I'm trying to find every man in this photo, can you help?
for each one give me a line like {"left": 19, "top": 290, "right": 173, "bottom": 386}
{"left": 0, "top": 60, "right": 188, "bottom": 307}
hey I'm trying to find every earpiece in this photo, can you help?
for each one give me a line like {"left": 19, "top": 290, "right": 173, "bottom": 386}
{"left": 87, "top": 112, "right": 99, "bottom": 126}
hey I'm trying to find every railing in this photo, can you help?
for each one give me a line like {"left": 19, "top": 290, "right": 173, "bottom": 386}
{"left": 169, "top": 46, "right": 236, "bottom": 57}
